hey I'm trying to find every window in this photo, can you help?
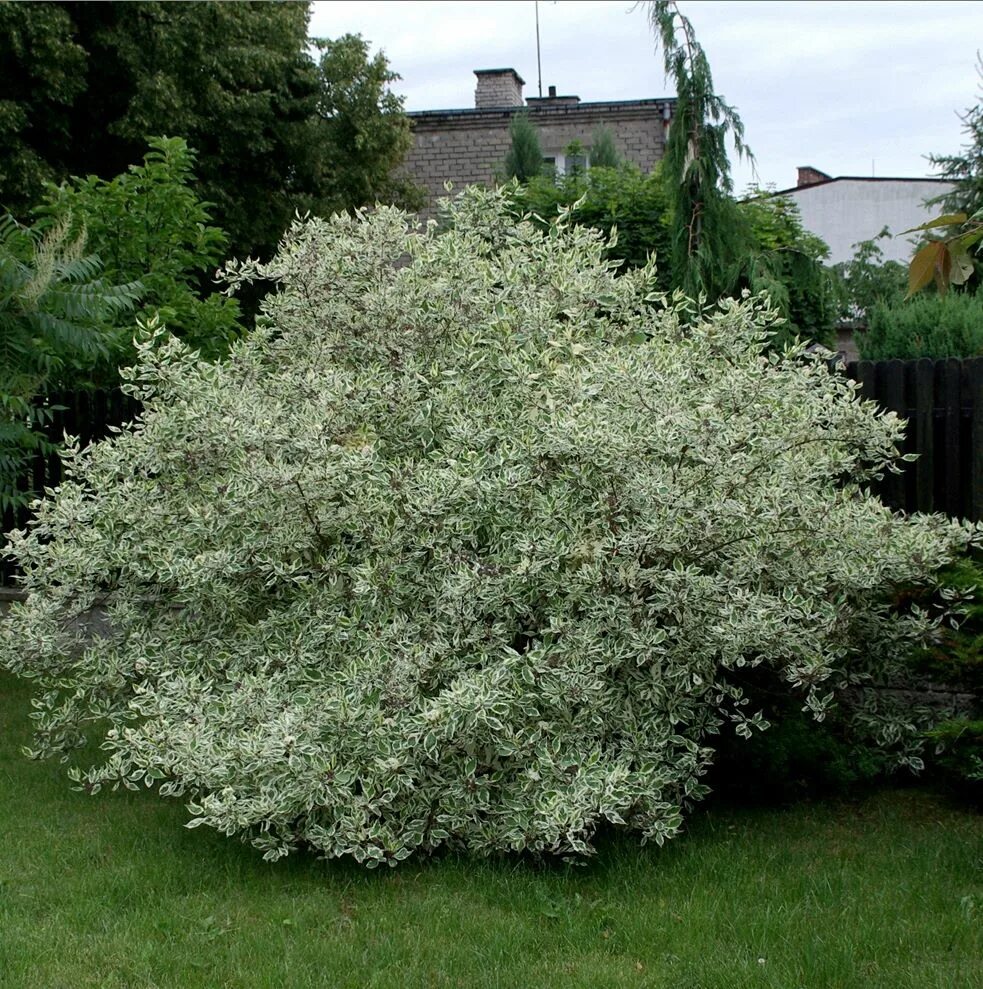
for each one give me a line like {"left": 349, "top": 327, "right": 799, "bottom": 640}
{"left": 565, "top": 153, "right": 587, "bottom": 174}
{"left": 543, "top": 149, "right": 590, "bottom": 177}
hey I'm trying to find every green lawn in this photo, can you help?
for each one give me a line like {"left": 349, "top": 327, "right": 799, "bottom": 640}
{"left": 0, "top": 670, "right": 980, "bottom": 989}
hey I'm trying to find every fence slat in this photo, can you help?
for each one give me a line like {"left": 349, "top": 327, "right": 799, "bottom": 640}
{"left": 5, "top": 360, "right": 983, "bottom": 588}
{"left": 912, "top": 359, "right": 934, "bottom": 514}
{"left": 852, "top": 360, "right": 876, "bottom": 403}
{"left": 881, "top": 360, "right": 907, "bottom": 511}
{"left": 2, "top": 387, "right": 143, "bottom": 586}
{"left": 968, "top": 357, "right": 983, "bottom": 523}
{"left": 939, "top": 360, "right": 963, "bottom": 518}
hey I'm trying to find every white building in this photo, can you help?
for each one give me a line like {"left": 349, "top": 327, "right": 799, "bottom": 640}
{"left": 778, "top": 166, "right": 957, "bottom": 265}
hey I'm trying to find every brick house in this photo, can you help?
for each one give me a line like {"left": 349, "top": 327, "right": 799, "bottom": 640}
{"left": 401, "top": 68, "right": 675, "bottom": 214}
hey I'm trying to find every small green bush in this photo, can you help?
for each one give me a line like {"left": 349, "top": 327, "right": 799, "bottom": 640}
{"left": 506, "top": 164, "right": 672, "bottom": 288}
{"left": 710, "top": 688, "right": 887, "bottom": 802}
{"left": 908, "top": 553, "right": 983, "bottom": 797}
{"left": 36, "top": 137, "right": 243, "bottom": 365}
{"left": 503, "top": 114, "right": 544, "bottom": 183}
{"left": 914, "top": 554, "right": 983, "bottom": 689}
{"left": 589, "top": 127, "right": 620, "bottom": 169}
{"left": 924, "top": 720, "right": 983, "bottom": 794}
{"left": 1, "top": 188, "right": 976, "bottom": 867}
{"left": 716, "top": 553, "right": 983, "bottom": 802}
{"left": 859, "top": 291, "right": 983, "bottom": 360}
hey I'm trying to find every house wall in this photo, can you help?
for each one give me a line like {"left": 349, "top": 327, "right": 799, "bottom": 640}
{"left": 402, "top": 100, "right": 671, "bottom": 216}
{"left": 785, "top": 178, "right": 956, "bottom": 264}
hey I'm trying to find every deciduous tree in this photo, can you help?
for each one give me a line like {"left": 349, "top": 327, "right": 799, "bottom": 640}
{"left": 37, "top": 137, "right": 242, "bottom": 364}
{"left": 0, "top": 2, "right": 86, "bottom": 211}
{"left": 0, "top": 3, "right": 418, "bottom": 259}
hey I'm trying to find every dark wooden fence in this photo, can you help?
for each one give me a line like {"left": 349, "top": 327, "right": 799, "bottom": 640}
{"left": 1, "top": 389, "right": 141, "bottom": 585}
{"left": 2, "top": 360, "right": 982, "bottom": 586}
{"left": 845, "top": 358, "right": 983, "bottom": 522}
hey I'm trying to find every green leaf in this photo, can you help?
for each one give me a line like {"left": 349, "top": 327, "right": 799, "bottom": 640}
{"left": 953, "top": 227, "right": 983, "bottom": 253}
{"left": 900, "top": 213, "right": 967, "bottom": 235}
{"left": 947, "top": 241, "right": 975, "bottom": 287}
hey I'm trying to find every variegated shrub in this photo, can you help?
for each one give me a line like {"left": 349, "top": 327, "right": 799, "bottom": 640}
{"left": 1, "top": 188, "right": 976, "bottom": 866}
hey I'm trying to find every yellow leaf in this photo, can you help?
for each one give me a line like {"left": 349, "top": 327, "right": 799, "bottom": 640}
{"left": 907, "top": 241, "right": 944, "bottom": 297}
{"left": 933, "top": 243, "right": 952, "bottom": 295}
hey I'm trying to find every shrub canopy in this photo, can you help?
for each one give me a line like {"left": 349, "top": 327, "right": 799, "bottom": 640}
{"left": 1, "top": 188, "right": 975, "bottom": 866}
{"left": 860, "top": 290, "right": 983, "bottom": 360}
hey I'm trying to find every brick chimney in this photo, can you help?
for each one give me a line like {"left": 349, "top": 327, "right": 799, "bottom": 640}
{"left": 525, "top": 83, "right": 581, "bottom": 108}
{"left": 797, "top": 165, "right": 832, "bottom": 188}
{"left": 474, "top": 68, "right": 525, "bottom": 108}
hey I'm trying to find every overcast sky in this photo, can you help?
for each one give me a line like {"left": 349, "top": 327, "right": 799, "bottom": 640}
{"left": 309, "top": 0, "right": 982, "bottom": 192}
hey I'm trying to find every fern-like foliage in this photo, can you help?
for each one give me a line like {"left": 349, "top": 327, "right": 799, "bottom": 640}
{"left": 0, "top": 214, "right": 139, "bottom": 510}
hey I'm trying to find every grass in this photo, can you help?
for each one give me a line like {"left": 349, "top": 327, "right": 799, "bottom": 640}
{"left": 0, "top": 669, "right": 980, "bottom": 989}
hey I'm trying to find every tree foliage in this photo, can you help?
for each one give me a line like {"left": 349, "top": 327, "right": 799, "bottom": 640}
{"left": 0, "top": 3, "right": 417, "bottom": 259}
{"left": 647, "top": 1, "right": 753, "bottom": 299}
{"left": 642, "top": 5, "right": 836, "bottom": 345}
{"left": 503, "top": 114, "right": 545, "bottom": 183}
{"left": 36, "top": 137, "right": 243, "bottom": 365}
{"left": 0, "top": 214, "right": 139, "bottom": 508}
{"left": 0, "top": 2, "right": 86, "bottom": 211}
{"left": 905, "top": 57, "right": 983, "bottom": 297}
{"left": 508, "top": 171, "right": 835, "bottom": 346}
{"left": 737, "top": 190, "right": 838, "bottom": 349}
{"left": 930, "top": 55, "right": 983, "bottom": 224}
{"left": 833, "top": 228, "right": 907, "bottom": 324}
{"left": 904, "top": 211, "right": 982, "bottom": 297}
{"left": 506, "top": 164, "right": 672, "bottom": 287}
{"left": 589, "top": 128, "right": 620, "bottom": 170}
{"left": 2, "top": 188, "right": 974, "bottom": 866}
{"left": 312, "top": 34, "right": 419, "bottom": 216}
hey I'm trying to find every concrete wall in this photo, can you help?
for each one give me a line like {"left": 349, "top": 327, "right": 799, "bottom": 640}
{"left": 785, "top": 178, "right": 957, "bottom": 264}
{"left": 402, "top": 100, "right": 671, "bottom": 216}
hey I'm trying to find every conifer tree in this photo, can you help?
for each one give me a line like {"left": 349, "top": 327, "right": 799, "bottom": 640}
{"left": 589, "top": 127, "right": 620, "bottom": 169}
{"left": 906, "top": 56, "right": 983, "bottom": 295}
{"left": 930, "top": 56, "right": 983, "bottom": 223}
{"left": 503, "top": 114, "right": 544, "bottom": 183}
{"left": 648, "top": 1, "right": 753, "bottom": 299}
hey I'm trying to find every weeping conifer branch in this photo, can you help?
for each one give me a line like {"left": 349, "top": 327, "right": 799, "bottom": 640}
{"left": 648, "top": 1, "right": 754, "bottom": 300}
